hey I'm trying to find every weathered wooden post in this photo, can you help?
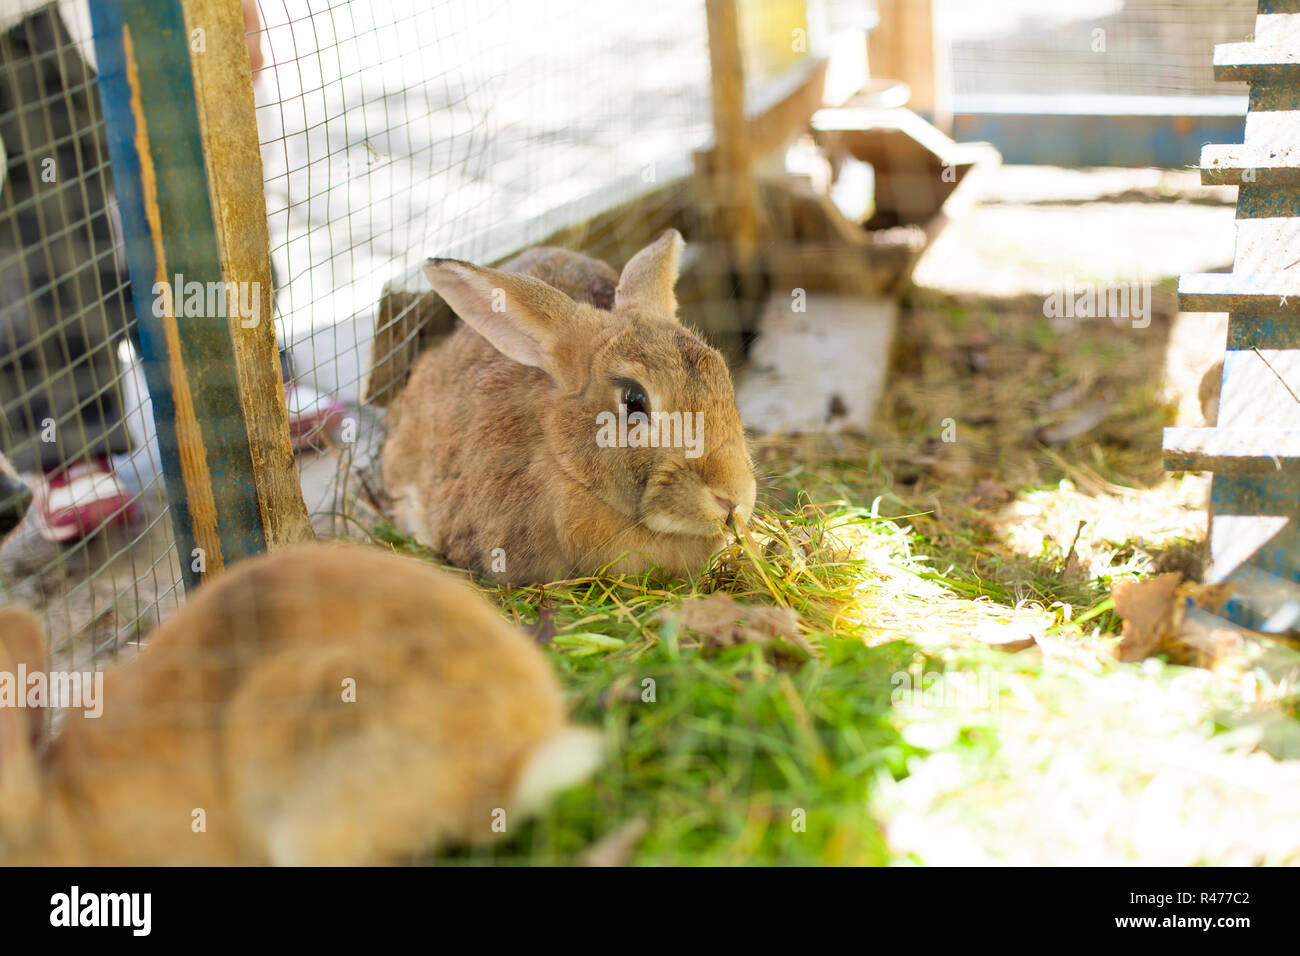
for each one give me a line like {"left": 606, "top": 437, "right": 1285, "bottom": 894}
{"left": 869, "top": 0, "right": 948, "bottom": 132}
{"left": 1165, "top": 0, "right": 1300, "bottom": 632}
{"left": 89, "top": 0, "right": 312, "bottom": 589}
{"left": 703, "top": 0, "right": 763, "bottom": 290}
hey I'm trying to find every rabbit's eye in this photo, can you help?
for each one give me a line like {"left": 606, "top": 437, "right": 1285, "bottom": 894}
{"left": 618, "top": 381, "right": 650, "bottom": 417}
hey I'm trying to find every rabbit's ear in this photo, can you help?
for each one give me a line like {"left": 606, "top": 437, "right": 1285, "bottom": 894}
{"left": 0, "top": 608, "right": 46, "bottom": 830}
{"left": 423, "top": 258, "right": 580, "bottom": 380}
{"left": 614, "top": 229, "right": 684, "bottom": 320}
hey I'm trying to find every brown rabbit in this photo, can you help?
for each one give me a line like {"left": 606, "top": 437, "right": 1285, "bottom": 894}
{"left": 382, "top": 230, "right": 757, "bottom": 585}
{"left": 0, "top": 542, "right": 601, "bottom": 864}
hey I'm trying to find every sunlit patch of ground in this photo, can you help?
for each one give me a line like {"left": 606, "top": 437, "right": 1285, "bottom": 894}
{"left": 997, "top": 473, "right": 1209, "bottom": 583}
{"left": 876, "top": 650, "right": 1300, "bottom": 865}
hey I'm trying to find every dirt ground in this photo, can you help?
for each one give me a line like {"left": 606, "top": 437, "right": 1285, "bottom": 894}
{"left": 870, "top": 165, "right": 1236, "bottom": 589}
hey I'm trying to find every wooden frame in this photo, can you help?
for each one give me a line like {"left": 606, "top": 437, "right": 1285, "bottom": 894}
{"left": 89, "top": 0, "right": 311, "bottom": 588}
{"left": 1164, "top": 0, "right": 1300, "bottom": 633}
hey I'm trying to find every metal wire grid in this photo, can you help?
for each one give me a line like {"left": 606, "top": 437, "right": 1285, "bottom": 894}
{"left": 946, "top": 0, "right": 1258, "bottom": 100}
{"left": 0, "top": 3, "right": 184, "bottom": 672}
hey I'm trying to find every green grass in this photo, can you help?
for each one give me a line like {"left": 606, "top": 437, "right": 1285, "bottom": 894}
{"left": 373, "top": 503, "right": 948, "bottom": 864}
{"left": 471, "top": 636, "right": 920, "bottom": 865}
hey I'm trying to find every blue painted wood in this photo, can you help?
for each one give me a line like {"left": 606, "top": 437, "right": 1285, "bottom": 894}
{"left": 1213, "top": 474, "right": 1300, "bottom": 523}
{"left": 950, "top": 109, "right": 1246, "bottom": 169}
{"left": 88, "top": 1, "right": 197, "bottom": 580}
{"left": 1236, "top": 185, "right": 1300, "bottom": 217}
{"left": 1227, "top": 315, "right": 1300, "bottom": 349}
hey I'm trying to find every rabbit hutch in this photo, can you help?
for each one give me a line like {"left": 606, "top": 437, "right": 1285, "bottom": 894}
{"left": 0, "top": 0, "right": 1297, "bottom": 871}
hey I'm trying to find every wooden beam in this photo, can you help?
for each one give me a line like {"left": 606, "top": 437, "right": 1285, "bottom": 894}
{"left": 181, "top": 0, "right": 313, "bottom": 550}
{"left": 738, "top": 56, "right": 829, "bottom": 161}
{"left": 1214, "top": 37, "right": 1300, "bottom": 84}
{"left": 1200, "top": 143, "right": 1300, "bottom": 185}
{"left": 705, "top": 0, "right": 761, "bottom": 265}
{"left": 1179, "top": 272, "right": 1300, "bottom": 314}
{"left": 868, "top": 0, "right": 948, "bottom": 131}
{"left": 1165, "top": 0, "right": 1300, "bottom": 633}
{"left": 1164, "top": 427, "right": 1300, "bottom": 473}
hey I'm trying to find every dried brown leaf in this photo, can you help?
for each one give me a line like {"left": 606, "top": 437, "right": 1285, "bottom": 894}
{"left": 1113, "top": 572, "right": 1182, "bottom": 663}
{"left": 663, "top": 592, "right": 809, "bottom": 653}
{"left": 1114, "top": 574, "right": 1245, "bottom": 669}
{"left": 966, "top": 478, "right": 1014, "bottom": 509}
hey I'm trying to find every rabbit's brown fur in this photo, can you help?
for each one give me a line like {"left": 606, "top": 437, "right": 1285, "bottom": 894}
{"left": 0, "top": 543, "right": 600, "bottom": 865}
{"left": 382, "top": 231, "right": 757, "bottom": 584}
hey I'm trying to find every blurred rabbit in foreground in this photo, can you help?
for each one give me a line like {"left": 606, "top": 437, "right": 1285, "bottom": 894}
{"left": 0, "top": 542, "right": 601, "bottom": 864}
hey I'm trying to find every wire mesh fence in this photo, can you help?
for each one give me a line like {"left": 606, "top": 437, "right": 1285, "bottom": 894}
{"left": 251, "top": 0, "right": 786, "bottom": 536}
{"left": 946, "top": 0, "right": 1258, "bottom": 100}
{"left": 0, "top": 2, "right": 184, "bottom": 670}
{"left": 0, "top": 0, "right": 814, "bottom": 667}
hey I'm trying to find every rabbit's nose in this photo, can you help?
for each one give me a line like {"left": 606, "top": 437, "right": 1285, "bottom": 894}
{"left": 0, "top": 474, "right": 32, "bottom": 537}
{"left": 713, "top": 494, "right": 736, "bottom": 516}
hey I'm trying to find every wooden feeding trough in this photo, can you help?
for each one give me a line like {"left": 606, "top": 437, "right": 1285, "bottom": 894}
{"left": 1164, "top": 0, "right": 1300, "bottom": 633}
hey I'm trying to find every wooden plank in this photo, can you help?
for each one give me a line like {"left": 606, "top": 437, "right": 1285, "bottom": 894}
{"left": 1226, "top": 313, "right": 1300, "bottom": 348}
{"left": 1206, "top": 515, "right": 1293, "bottom": 584}
{"left": 1207, "top": 472, "right": 1300, "bottom": 631}
{"left": 1210, "top": 558, "right": 1300, "bottom": 632}
{"left": 1215, "top": 40, "right": 1300, "bottom": 83}
{"left": 1217, "top": 346, "right": 1300, "bottom": 430}
{"left": 1200, "top": 143, "right": 1300, "bottom": 184}
{"left": 1235, "top": 183, "right": 1300, "bottom": 218}
{"left": 735, "top": 293, "right": 896, "bottom": 435}
{"left": 705, "top": 0, "right": 761, "bottom": 267}
{"left": 1167, "top": 0, "right": 1300, "bottom": 633}
{"left": 814, "top": 106, "right": 972, "bottom": 159}
{"left": 1255, "top": 10, "right": 1300, "bottom": 45}
{"left": 812, "top": 107, "right": 982, "bottom": 227}
{"left": 868, "top": 0, "right": 948, "bottom": 131}
{"left": 1178, "top": 272, "right": 1300, "bottom": 313}
{"left": 694, "top": 57, "right": 830, "bottom": 171}
{"left": 181, "top": 0, "right": 313, "bottom": 550}
{"left": 1244, "top": 86, "right": 1300, "bottom": 148}
{"left": 1163, "top": 427, "right": 1300, "bottom": 472}
{"left": 953, "top": 104, "right": 1245, "bottom": 169}
{"left": 89, "top": 3, "right": 199, "bottom": 574}
{"left": 1230, "top": 191, "right": 1300, "bottom": 285}
{"left": 745, "top": 57, "right": 829, "bottom": 159}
